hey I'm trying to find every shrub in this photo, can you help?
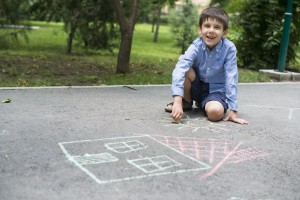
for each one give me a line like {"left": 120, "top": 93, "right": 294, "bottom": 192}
{"left": 232, "top": 0, "right": 300, "bottom": 69}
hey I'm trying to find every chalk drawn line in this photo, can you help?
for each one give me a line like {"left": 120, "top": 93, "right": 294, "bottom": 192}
{"left": 0, "top": 130, "right": 8, "bottom": 135}
{"left": 152, "top": 135, "right": 268, "bottom": 164}
{"left": 200, "top": 141, "right": 244, "bottom": 179}
{"left": 127, "top": 155, "right": 182, "bottom": 174}
{"left": 72, "top": 152, "right": 119, "bottom": 165}
{"left": 104, "top": 140, "right": 148, "bottom": 153}
{"left": 59, "top": 135, "right": 268, "bottom": 184}
{"left": 245, "top": 104, "right": 300, "bottom": 120}
{"left": 163, "top": 115, "right": 229, "bottom": 133}
{"left": 58, "top": 135, "right": 211, "bottom": 184}
{"left": 151, "top": 135, "right": 269, "bottom": 178}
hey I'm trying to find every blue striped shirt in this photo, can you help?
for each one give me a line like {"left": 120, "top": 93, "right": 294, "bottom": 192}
{"left": 171, "top": 37, "right": 238, "bottom": 111}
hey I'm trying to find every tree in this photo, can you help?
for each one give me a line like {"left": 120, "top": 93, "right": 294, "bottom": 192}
{"left": 30, "top": 0, "right": 85, "bottom": 54}
{"left": 153, "top": 0, "right": 163, "bottom": 43}
{"left": 0, "top": 0, "right": 30, "bottom": 47}
{"left": 168, "top": 1, "right": 198, "bottom": 54}
{"left": 112, "top": 0, "right": 139, "bottom": 74}
{"left": 76, "top": 0, "right": 117, "bottom": 51}
{"left": 30, "top": 0, "right": 117, "bottom": 54}
{"left": 233, "top": 0, "right": 300, "bottom": 69}
{"left": 152, "top": 0, "right": 175, "bottom": 43}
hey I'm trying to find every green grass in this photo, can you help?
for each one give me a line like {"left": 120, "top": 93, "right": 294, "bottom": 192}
{"left": 294, "top": 47, "right": 300, "bottom": 70}
{"left": 0, "top": 21, "right": 297, "bottom": 87}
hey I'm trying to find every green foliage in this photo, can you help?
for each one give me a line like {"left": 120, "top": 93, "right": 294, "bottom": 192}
{"left": 29, "top": 0, "right": 117, "bottom": 53}
{"left": 0, "top": 0, "right": 29, "bottom": 24}
{"left": 75, "top": 0, "right": 118, "bottom": 51}
{"left": 0, "top": 23, "right": 292, "bottom": 87}
{"left": 168, "top": 2, "right": 198, "bottom": 54}
{"left": 233, "top": 0, "right": 300, "bottom": 69}
{"left": 0, "top": 0, "right": 31, "bottom": 45}
{"left": 210, "top": 0, "right": 227, "bottom": 7}
{"left": 136, "top": 0, "right": 155, "bottom": 23}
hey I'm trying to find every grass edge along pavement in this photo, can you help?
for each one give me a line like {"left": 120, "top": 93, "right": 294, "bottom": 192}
{"left": 0, "top": 22, "right": 299, "bottom": 87}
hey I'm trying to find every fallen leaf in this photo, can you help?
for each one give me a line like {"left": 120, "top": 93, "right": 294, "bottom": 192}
{"left": 2, "top": 99, "right": 12, "bottom": 103}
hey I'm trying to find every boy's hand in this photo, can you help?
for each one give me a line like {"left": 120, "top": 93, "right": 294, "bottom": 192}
{"left": 171, "top": 96, "right": 184, "bottom": 123}
{"left": 224, "top": 110, "right": 248, "bottom": 125}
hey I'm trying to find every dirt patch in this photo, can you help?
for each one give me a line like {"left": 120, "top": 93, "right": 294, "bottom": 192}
{"left": 0, "top": 55, "right": 111, "bottom": 86}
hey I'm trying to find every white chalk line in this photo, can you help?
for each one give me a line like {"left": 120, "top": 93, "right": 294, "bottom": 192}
{"left": 104, "top": 140, "right": 148, "bottom": 153}
{"left": 127, "top": 155, "right": 182, "bottom": 174}
{"left": 72, "top": 153, "right": 119, "bottom": 165}
{"left": 163, "top": 115, "right": 229, "bottom": 133}
{"left": 59, "top": 135, "right": 146, "bottom": 145}
{"left": 148, "top": 135, "right": 211, "bottom": 168}
{"left": 0, "top": 130, "right": 8, "bottom": 135}
{"left": 58, "top": 142, "right": 103, "bottom": 184}
{"left": 58, "top": 135, "right": 211, "bottom": 184}
{"left": 245, "top": 105, "right": 300, "bottom": 120}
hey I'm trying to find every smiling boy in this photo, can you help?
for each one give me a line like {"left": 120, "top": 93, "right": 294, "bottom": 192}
{"left": 165, "top": 7, "right": 248, "bottom": 125}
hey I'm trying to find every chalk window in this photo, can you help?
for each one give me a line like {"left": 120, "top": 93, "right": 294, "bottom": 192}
{"left": 104, "top": 140, "right": 147, "bottom": 153}
{"left": 127, "top": 155, "right": 181, "bottom": 174}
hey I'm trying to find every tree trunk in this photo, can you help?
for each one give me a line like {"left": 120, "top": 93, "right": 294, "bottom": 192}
{"left": 151, "top": 17, "right": 155, "bottom": 33}
{"left": 153, "top": 0, "right": 162, "bottom": 43}
{"left": 66, "top": 17, "right": 78, "bottom": 55}
{"left": 112, "top": 0, "right": 139, "bottom": 74}
{"left": 66, "top": 27, "right": 75, "bottom": 55}
{"left": 116, "top": 32, "right": 133, "bottom": 73}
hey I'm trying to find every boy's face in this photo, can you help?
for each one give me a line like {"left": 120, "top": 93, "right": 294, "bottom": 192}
{"left": 198, "top": 18, "right": 228, "bottom": 50}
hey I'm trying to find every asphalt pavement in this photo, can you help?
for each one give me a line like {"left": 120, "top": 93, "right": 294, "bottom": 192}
{"left": 1, "top": 83, "right": 300, "bottom": 200}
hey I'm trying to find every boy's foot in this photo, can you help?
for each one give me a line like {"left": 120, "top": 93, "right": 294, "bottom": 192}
{"left": 164, "top": 99, "right": 193, "bottom": 113}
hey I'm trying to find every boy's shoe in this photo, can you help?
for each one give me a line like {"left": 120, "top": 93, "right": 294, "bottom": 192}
{"left": 164, "top": 99, "right": 193, "bottom": 113}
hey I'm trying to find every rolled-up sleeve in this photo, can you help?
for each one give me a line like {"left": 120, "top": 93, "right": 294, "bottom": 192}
{"left": 172, "top": 40, "right": 199, "bottom": 97}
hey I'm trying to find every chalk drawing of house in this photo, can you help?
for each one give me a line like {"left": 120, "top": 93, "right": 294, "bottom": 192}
{"left": 59, "top": 135, "right": 211, "bottom": 184}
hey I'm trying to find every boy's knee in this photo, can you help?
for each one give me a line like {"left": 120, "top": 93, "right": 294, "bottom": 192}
{"left": 206, "top": 108, "right": 224, "bottom": 121}
{"left": 205, "top": 102, "right": 225, "bottom": 122}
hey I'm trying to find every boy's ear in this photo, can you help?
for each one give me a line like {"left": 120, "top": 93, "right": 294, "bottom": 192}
{"left": 223, "top": 29, "right": 228, "bottom": 36}
{"left": 198, "top": 26, "right": 202, "bottom": 35}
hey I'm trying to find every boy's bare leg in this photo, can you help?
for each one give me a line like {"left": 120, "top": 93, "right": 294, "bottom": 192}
{"left": 170, "top": 69, "right": 196, "bottom": 123}
{"left": 166, "top": 68, "right": 196, "bottom": 111}
{"left": 164, "top": 68, "right": 195, "bottom": 123}
{"left": 205, "top": 101, "right": 225, "bottom": 122}
{"left": 183, "top": 68, "right": 196, "bottom": 103}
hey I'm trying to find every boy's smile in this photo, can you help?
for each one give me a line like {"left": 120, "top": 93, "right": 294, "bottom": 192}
{"left": 199, "top": 18, "right": 228, "bottom": 50}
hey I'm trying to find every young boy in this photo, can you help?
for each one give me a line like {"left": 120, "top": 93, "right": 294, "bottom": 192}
{"left": 165, "top": 7, "right": 248, "bottom": 125}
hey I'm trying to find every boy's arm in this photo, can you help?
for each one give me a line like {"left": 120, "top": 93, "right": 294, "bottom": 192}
{"left": 170, "top": 39, "right": 200, "bottom": 123}
{"left": 224, "top": 45, "right": 248, "bottom": 125}
{"left": 172, "top": 39, "right": 200, "bottom": 99}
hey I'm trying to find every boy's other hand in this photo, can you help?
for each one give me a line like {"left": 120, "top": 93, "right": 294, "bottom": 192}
{"left": 224, "top": 110, "right": 248, "bottom": 125}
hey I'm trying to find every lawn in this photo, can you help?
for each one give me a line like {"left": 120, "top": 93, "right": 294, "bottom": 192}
{"left": 0, "top": 22, "right": 296, "bottom": 87}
